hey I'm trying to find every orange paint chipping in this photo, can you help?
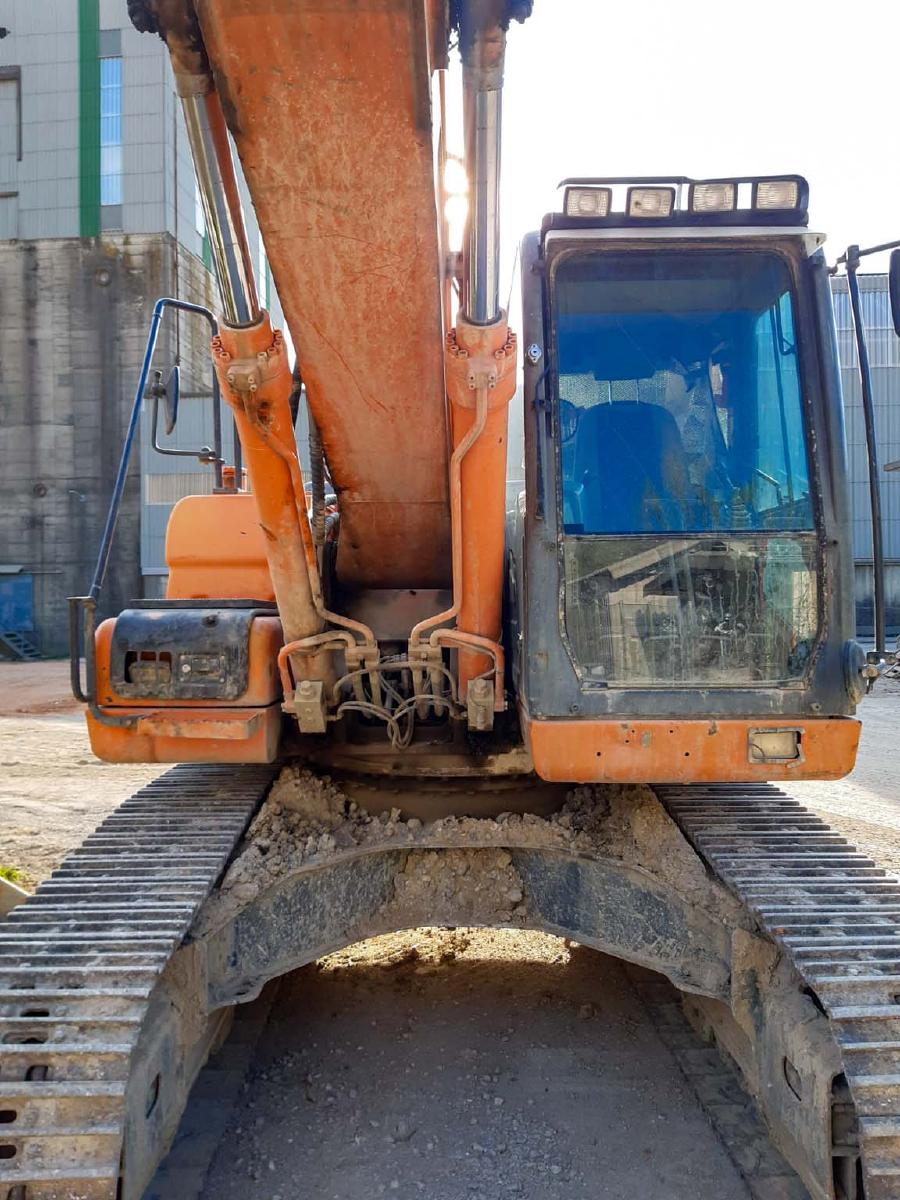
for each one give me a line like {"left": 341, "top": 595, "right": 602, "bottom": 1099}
{"left": 446, "top": 313, "right": 517, "bottom": 694}
{"left": 195, "top": 0, "right": 452, "bottom": 588}
{"left": 87, "top": 705, "right": 282, "bottom": 764}
{"left": 212, "top": 312, "right": 322, "bottom": 651}
{"left": 525, "top": 716, "right": 861, "bottom": 784}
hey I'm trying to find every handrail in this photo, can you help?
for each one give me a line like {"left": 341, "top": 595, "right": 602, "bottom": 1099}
{"left": 88, "top": 297, "right": 219, "bottom": 603}
{"left": 70, "top": 297, "right": 222, "bottom": 721}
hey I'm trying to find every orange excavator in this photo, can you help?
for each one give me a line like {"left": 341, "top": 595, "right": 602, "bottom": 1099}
{"left": 84, "top": 1, "right": 864, "bottom": 785}
{"left": 4, "top": 2, "right": 900, "bottom": 1198}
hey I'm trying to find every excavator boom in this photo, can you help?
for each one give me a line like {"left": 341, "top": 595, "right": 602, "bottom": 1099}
{"left": 195, "top": 0, "right": 452, "bottom": 590}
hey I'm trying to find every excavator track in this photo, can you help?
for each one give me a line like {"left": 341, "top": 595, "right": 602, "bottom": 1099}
{"left": 0, "top": 763, "right": 275, "bottom": 1200}
{"left": 658, "top": 784, "right": 900, "bottom": 1200}
{"left": 4, "top": 771, "right": 900, "bottom": 1199}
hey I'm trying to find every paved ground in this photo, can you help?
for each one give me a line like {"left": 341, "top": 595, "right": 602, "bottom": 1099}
{"left": 794, "top": 687, "right": 900, "bottom": 872}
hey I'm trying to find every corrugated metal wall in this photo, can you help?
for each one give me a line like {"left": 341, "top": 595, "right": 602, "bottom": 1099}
{"left": 830, "top": 273, "right": 900, "bottom": 634}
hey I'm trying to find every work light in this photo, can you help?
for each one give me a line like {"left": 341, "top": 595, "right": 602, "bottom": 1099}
{"left": 564, "top": 187, "right": 612, "bottom": 218}
{"left": 753, "top": 179, "right": 800, "bottom": 210}
{"left": 690, "top": 182, "right": 736, "bottom": 213}
{"left": 627, "top": 187, "right": 675, "bottom": 218}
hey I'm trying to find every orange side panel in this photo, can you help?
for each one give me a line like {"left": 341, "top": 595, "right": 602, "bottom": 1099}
{"left": 94, "top": 616, "right": 283, "bottom": 708}
{"left": 525, "top": 716, "right": 861, "bottom": 784}
{"left": 87, "top": 704, "right": 282, "bottom": 764}
{"left": 195, "top": 0, "right": 451, "bottom": 589}
{"left": 165, "top": 493, "right": 274, "bottom": 601}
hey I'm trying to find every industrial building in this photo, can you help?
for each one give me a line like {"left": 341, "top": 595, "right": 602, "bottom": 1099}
{"left": 831, "top": 272, "right": 900, "bottom": 635}
{"left": 0, "top": 1, "right": 284, "bottom": 656}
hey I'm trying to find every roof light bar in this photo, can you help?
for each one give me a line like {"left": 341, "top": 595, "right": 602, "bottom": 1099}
{"left": 564, "top": 186, "right": 611, "bottom": 218}
{"left": 554, "top": 175, "right": 809, "bottom": 226}
{"left": 627, "top": 187, "right": 675, "bottom": 218}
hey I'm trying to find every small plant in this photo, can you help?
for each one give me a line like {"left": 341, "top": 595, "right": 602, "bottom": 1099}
{"left": 0, "top": 865, "right": 24, "bottom": 884}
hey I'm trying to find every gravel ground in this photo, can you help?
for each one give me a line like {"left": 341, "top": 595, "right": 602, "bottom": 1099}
{"left": 0, "top": 710, "right": 160, "bottom": 887}
{"left": 199, "top": 929, "right": 753, "bottom": 1200}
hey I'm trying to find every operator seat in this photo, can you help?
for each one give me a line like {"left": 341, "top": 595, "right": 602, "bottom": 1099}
{"left": 570, "top": 400, "right": 696, "bottom": 533}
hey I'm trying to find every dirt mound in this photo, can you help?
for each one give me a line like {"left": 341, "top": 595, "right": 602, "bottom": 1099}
{"left": 213, "top": 766, "right": 717, "bottom": 920}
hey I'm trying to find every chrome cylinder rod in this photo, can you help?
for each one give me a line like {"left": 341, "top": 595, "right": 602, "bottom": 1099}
{"left": 463, "top": 78, "right": 502, "bottom": 325}
{"left": 460, "top": 6, "right": 508, "bottom": 328}
{"left": 181, "top": 89, "right": 260, "bottom": 327}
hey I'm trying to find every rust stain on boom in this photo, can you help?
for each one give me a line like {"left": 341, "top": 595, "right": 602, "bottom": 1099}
{"left": 195, "top": 0, "right": 452, "bottom": 589}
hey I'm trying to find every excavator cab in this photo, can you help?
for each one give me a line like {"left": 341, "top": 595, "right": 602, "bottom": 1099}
{"left": 511, "top": 177, "right": 865, "bottom": 783}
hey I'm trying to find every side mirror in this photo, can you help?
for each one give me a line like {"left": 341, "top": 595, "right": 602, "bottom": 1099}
{"left": 890, "top": 248, "right": 900, "bottom": 337}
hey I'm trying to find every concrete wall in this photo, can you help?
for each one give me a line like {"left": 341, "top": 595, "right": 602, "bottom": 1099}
{"left": 0, "top": 3, "right": 288, "bottom": 654}
{"left": 0, "top": 225, "right": 288, "bottom": 653}
{"left": 0, "top": 233, "right": 180, "bottom": 654}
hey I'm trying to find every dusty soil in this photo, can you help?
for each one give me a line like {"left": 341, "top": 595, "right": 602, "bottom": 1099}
{"left": 201, "top": 767, "right": 725, "bottom": 939}
{"left": 200, "top": 929, "right": 753, "bottom": 1200}
{"left": 0, "top": 660, "right": 83, "bottom": 717}
{"left": 0, "top": 662, "right": 161, "bottom": 886}
{"left": 0, "top": 713, "right": 161, "bottom": 886}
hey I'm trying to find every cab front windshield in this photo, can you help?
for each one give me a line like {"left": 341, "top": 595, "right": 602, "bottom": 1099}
{"left": 553, "top": 248, "right": 819, "bottom": 687}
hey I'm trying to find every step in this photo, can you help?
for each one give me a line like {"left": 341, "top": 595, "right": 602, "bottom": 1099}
{"left": 0, "top": 953, "right": 169, "bottom": 971}
{"left": 858, "top": 1115, "right": 900, "bottom": 1139}
{"left": 0, "top": 966, "right": 161, "bottom": 989}
{"left": 0, "top": 989, "right": 152, "bottom": 1015}
{"left": 0, "top": 1128, "right": 121, "bottom": 1172}
{"left": 843, "top": 1073, "right": 900, "bottom": 1116}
